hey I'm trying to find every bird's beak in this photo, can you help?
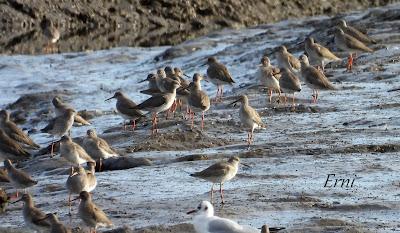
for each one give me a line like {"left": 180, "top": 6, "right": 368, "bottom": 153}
{"left": 11, "top": 198, "right": 22, "bottom": 204}
{"left": 70, "top": 197, "right": 80, "bottom": 202}
{"left": 183, "top": 73, "right": 191, "bottom": 79}
{"left": 105, "top": 96, "right": 115, "bottom": 102}
{"left": 296, "top": 40, "right": 303, "bottom": 46}
{"left": 228, "top": 98, "right": 241, "bottom": 106}
{"left": 186, "top": 209, "right": 197, "bottom": 214}
{"left": 242, "top": 163, "right": 251, "bottom": 168}
{"left": 138, "top": 78, "right": 148, "bottom": 83}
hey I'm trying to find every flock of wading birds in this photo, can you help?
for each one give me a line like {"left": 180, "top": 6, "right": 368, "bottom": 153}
{"left": 0, "top": 19, "right": 377, "bottom": 233}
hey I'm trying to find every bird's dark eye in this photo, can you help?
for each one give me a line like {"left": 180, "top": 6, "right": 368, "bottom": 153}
{"left": 205, "top": 207, "right": 208, "bottom": 210}
{"left": 197, "top": 206, "right": 201, "bottom": 210}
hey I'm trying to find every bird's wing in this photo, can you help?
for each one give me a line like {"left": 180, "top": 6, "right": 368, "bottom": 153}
{"left": 193, "top": 162, "right": 230, "bottom": 178}
{"left": 207, "top": 64, "right": 235, "bottom": 84}
{"left": 280, "top": 72, "right": 301, "bottom": 91}
{"left": 247, "top": 107, "right": 264, "bottom": 127}
{"left": 74, "top": 115, "right": 91, "bottom": 125}
{"left": 74, "top": 143, "right": 95, "bottom": 162}
{"left": 0, "top": 134, "right": 30, "bottom": 157}
{"left": 97, "top": 137, "right": 117, "bottom": 155}
{"left": 304, "top": 67, "right": 336, "bottom": 90}
{"left": 208, "top": 217, "right": 257, "bottom": 233}
{"left": 189, "top": 91, "right": 210, "bottom": 110}
{"left": 117, "top": 99, "right": 145, "bottom": 117}
{"left": 288, "top": 54, "right": 301, "bottom": 70}
{"left": 343, "top": 33, "right": 373, "bottom": 52}
{"left": 6, "top": 122, "right": 39, "bottom": 148}
{"left": 31, "top": 208, "right": 51, "bottom": 227}
{"left": 136, "top": 95, "right": 168, "bottom": 110}
{"left": 315, "top": 44, "right": 341, "bottom": 60}
{"left": 347, "top": 26, "right": 376, "bottom": 44}
{"left": 92, "top": 204, "right": 113, "bottom": 225}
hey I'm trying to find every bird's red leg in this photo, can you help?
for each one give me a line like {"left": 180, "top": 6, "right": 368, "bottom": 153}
{"left": 347, "top": 53, "right": 353, "bottom": 71}
{"left": 132, "top": 120, "right": 136, "bottom": 130}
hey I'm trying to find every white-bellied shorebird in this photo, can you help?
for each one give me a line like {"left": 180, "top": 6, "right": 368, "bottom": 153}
{"left": 86, "top": 162, "right": 97, "bottom": 193}
{"left": 279, "top": 68, "right": 301, "bottom": 107}
{"left": 256, "top": 56, "right": 281, "bottom": 103}
{"left": 230, "top": 95, "right": 266, "bottom": 145}
{"left": 41, "top": 108, "right": 76, "bottom": 156}
{"left": 190, "top": 156, "right": 240, "bottom": 204}
{"left": 187, "top": 200, "right": 261, "bottom": 233}
{"left": 38, "top": 213, "right": 72, "bottom": 233}
{"left": 304, "top": 37, "right": 341, "bottom": 71}
{"left": 300, "top": 55, "right": 336, "bottom": 103}
{"left": 74, "top": 191, "right": 113, "bottom": 233}
{"left": 53, "top": 97, "right": 91, "bottom": 126}
{"left": 275, "top": 45, "right": 301, "bottom": 73}
{"left": 13, "top": 194, "right": 51, "bottom": 232}
{"left": 206, "top": 57, "right": 235, "bottom": 102}
{"left": 187, "top": 73, "right": 210, "bottom": 130}
{"left": 83, "top": 129, "right": 118, "bottom": 161}
{"left": 105, "top": 91, "right": 145, "bottom": 130}
{"left": 0, "top": 110, "right": 40, "bottom": 149}
{"left": 0, "top": 129, "right": 30, "bottom": 161}
{"left": 333, "top": 27, "right": 373, "bottom": 71}
{"left": 4, "top": 159, "right": 37, "bottom": 197}
{"left": 59, "top": 135, "right": 95, "bottom": 166}
{"left": 66, "top": 166, "right": 89, "bottom": 215}
{"left": 338, "top": 19, "right": 376, "bottom": 45}
{"left": 131, "top": 81, "right": 180, "bottom": 134}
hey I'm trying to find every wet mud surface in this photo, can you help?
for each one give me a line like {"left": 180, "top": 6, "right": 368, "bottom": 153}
{"left": 1, "top": 3, "right": 400, "bottom": 233}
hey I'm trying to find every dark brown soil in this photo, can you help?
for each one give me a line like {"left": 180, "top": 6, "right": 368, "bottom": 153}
{"left": 0, "top": 0, "right": 393, "bottom": 54}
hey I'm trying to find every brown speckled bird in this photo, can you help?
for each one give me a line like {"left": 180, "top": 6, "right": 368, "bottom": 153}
{"left": 74, "top": 191, "right": 113, "bottom": 233}
{"left": 333, "top": 27, "right": 373, "bottom": 71}
{"left": 0, "top": 110, "right": 40, "bottom": 149}
{"left": 300, "top": 55, "right": 336, "bottom": 103}
{"left": 206, "top": 57, "right": 235, "bottom": 102}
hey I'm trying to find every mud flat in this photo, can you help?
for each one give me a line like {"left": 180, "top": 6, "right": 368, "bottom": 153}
{"left": 0, "top": 0, "right": 394, "bottom": 54}
{"left": 1, "top": 3, "right": 400, "bottom": 233}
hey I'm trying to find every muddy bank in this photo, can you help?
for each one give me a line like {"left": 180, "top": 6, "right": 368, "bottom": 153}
{"left": 0, "top": 0, "right": 394, "bottom": 54}
{"left": 2, "top": 3, "right": 400, "bottom": 233}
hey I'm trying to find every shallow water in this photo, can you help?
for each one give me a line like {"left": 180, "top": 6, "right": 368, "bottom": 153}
{"left": 1, "top": 3, "right": 400, "bottom": 233}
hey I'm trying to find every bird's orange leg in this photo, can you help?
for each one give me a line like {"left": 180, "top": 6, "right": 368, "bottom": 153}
{"left": 347, "top": 53, "right": 354, "bottom": 71}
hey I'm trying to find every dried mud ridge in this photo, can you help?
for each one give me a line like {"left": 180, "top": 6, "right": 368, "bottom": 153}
{"left": 0, "top": 0, "right": 393, "bottom": 54}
